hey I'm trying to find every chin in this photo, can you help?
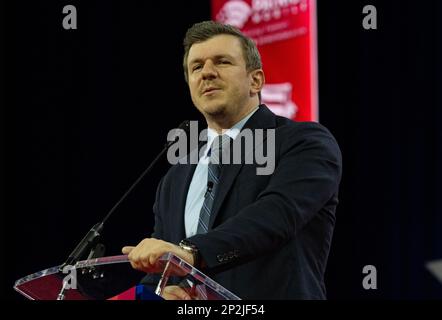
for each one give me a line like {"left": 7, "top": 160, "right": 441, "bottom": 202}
{"left": 200, "top": 102, "right": 226, "bottom": 117}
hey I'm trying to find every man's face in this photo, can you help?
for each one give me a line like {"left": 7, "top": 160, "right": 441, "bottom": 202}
{"left": 187, "top": 34, "right": 259, "bottom": 122}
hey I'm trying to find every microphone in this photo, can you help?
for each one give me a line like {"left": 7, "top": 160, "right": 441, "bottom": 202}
{"left": 205, "top": 181, "right": 214, "bottom": 198}
{"left": 59, "top": 120, "right": 191, "bottom": 271}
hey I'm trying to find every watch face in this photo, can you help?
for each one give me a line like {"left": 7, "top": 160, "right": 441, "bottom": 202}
{"left": 180, "top": 240, "right": 200, "bottom": 268}
{"left": 181, "top": 241, "right": 196, "bottom": 251}
{"left": 180, "top": 240, "right": 197, "bottom": 252}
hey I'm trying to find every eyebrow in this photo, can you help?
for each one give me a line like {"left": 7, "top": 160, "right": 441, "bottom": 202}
{"left": 188, "top": 54, "right": 235, "bottom": 66}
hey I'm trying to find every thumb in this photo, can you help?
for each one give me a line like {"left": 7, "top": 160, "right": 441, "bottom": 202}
{"left": 122, "top": 246, "right": 135, "bottom": 255}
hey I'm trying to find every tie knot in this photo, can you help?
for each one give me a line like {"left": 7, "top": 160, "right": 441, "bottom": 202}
{"left": 213, "top": 134, "right": 231, "bottom": 149}
{"left": 209, "top": 134, "right": 231, "bottom": 164}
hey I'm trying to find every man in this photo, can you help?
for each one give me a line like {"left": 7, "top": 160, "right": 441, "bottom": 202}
{"left": 122, "top": 21, "right": 342, "bottom": 299}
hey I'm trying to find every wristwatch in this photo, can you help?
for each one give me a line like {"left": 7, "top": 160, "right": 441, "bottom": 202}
{"left": 179, "top": 239, "right": 200, "bottom": 268}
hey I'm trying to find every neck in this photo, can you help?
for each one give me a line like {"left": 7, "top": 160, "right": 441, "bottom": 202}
{"left": 206, "top": 103, "right": 258, "bottom": 134}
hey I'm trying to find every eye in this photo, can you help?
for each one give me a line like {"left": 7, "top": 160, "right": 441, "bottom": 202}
{"left": 219, "top": 59, "right": 231, "bottom": 65}
{"left": 192, "top": 64, "right": 202, "bottom": 72}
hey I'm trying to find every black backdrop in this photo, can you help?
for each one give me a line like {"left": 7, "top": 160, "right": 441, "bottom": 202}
{"left": 3, "top": 0, "right": 442, "bottom": 300}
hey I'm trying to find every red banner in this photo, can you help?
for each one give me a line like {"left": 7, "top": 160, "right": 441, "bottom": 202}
{"left": 212, "top": 0, "right": 318, "bottom": 121}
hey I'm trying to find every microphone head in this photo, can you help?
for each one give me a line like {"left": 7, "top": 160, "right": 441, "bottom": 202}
{"left": 166, "top": 120, "right": 191, "bottom": 147}
{"left": 177, "top": 120, "right": 191, "bottom": 136}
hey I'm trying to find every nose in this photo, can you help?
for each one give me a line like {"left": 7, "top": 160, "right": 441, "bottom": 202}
{"left": 201, "top": 60, "right": 217, "bottom": 80}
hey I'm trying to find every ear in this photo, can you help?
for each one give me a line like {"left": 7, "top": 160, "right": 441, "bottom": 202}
{"left": 249, "top": 69, "right": 265, "bottom": 95}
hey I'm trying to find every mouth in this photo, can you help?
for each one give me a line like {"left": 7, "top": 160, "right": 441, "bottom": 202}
{"left": 202, "top": 87, "right": 221, "bottom": 95}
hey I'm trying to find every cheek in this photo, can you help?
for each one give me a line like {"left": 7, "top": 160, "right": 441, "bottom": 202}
{"left": 189, "top": 79, "right": 200, "bottom": 92}
{"left": 231, "top": 78, "right": 250, "bottom": 97}
{"left": 188, "top": 84, "right": 198, "bottom": 99}
{"left": 188, "top": 87, "right": 202, "bottom": 108}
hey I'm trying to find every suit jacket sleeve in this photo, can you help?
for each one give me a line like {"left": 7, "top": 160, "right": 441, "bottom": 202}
{"left": 151, "top": 176, "right": 164, "bottom": 239}
{"left": 139, "top": 176, "right": 165, "bottom": 288}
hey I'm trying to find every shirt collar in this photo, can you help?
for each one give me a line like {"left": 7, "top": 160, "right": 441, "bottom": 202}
{"left": 205, "top": 106, "right": 259, "bottom": 157}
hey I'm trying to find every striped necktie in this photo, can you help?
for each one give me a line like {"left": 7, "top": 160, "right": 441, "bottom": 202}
{"left": 197, "top": 134, "right": 231, "bottom": 234}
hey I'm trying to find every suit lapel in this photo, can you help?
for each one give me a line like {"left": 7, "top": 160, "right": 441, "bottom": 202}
{"left": 208, "top": 105, "right": 277, "bottom": 229}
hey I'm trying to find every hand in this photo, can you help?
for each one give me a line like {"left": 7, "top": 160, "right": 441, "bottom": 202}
{"left": 122, "top": 238, "right": 194, "bottom": 273}
{"left": 161, "top": 285, "right": 192, "bottom": 300}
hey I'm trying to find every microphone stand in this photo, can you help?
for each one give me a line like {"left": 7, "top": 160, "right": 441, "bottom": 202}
{"left": 56, "top": 121, "right": 190, "bottom": 300}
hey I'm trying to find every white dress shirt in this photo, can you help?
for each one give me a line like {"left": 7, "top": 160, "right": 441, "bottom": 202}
{"left": 184, "top": 107, "right": 259, "bottom": 237}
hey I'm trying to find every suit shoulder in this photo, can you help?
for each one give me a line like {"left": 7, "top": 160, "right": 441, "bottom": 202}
{"left": 274, "top": 116, "right": 337, "bottom": 142}
{"left": 274, "top": 117, "right": 341, "bottom": 164}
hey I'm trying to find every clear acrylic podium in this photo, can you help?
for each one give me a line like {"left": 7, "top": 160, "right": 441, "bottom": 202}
{"left": 14, "top": 253, "right": 241, "bottom": 300}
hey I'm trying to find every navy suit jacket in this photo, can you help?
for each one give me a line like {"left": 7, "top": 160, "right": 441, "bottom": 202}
{"left": 149, "top": 105, "right": 342, "bottom": 299}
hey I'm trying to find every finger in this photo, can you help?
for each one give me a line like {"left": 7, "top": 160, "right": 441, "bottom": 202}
{"left": 162, "top": 292, "right": 180, "bottom": 300}
{"left": 175, "top": 289, "right": 192, "bottom": 300}
{"left": 129, "top": 260, "right": 138, "bottom": 270}
{"left": 122, "top": 246, "right": 135, "bottom": 254}
{"left": 149, "top": 253, "right": 158, "bottom": 267}
{"left": 163, "top": 286, "right": 191, "bottom": 300}
{"left": 140, "top": 257, "right": 152, "bottom": 271}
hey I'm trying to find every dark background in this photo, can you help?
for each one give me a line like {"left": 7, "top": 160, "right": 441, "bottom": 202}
{"left": 3, "top": 0, "right": 442, "bottom": 300}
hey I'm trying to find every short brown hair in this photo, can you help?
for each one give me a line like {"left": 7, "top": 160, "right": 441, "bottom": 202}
{"left": 183, "top": 20, "right": 262, "bottom": 83}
